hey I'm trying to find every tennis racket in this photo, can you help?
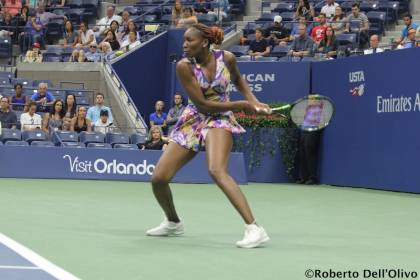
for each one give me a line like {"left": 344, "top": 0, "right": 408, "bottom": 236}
{"left": 272, "top": 95, "right": 334, "bottom": 131}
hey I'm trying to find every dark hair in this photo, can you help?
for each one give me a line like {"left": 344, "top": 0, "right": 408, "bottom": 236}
{"left": 80, "top": 21, "right": 88, "bottom": 28}
{"left": 64, "top": 93, "right": 77, "bottom": 118}
{"left": 319, "top": 12, "right": 326, "bottom": 18}
{"left": 110, "top": 20, "right": 119, "bottom": 30}
{"left": 298, "top": 0, "right": 311, "bottom": 14}
{"left": 403, "top": 13, "right": 412, "bottom": 20}
{"left": 65, "top": 20, "right": 74, "bottom": 32}
{"left": 106, "top": 30, "right": 117, "bottom": 41}
{"left": 321, "top": 26, "right": 336, "bottom": 46}
{"left": 28, "top": 101, "right": 37, "bottom": 108}
{"left": 255, "top": 27, "right": 264, "bottom": 34}
{"left": 183, "top": 7, "right": 194, "bottom": 14}
{"left": 190, "top": 23, "right": 224, "bottom": 45}
{"left": 50, "top": 99, "right": 65, "bottom": 118}
{"left": 333, "top": 6, "right": 344, "bottom": 20}
{"left": 14, "top": 83, "right": 23, "bottom": 90}
{"left": 100, "top": 109, "right": 109, "bottom": 117}
{"left": 125, "top": 20, "right": 138, "bottom": 36}
{"left": 352, "top": 3, "right": 360, "bottom": 8}
{"left": 96, "top": 93, "right": 104, "bottom": 98}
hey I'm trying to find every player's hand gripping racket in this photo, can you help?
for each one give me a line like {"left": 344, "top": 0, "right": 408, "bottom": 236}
{"left": 272, "top": 95, "right": 334, "bottom": 131}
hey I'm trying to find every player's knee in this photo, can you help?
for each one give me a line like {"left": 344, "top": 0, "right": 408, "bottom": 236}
{"left": 208, "top": 167, "right": 226, "bottom": 181}
{"left": 151, "top": 172, "right": 169, "bottom": 186}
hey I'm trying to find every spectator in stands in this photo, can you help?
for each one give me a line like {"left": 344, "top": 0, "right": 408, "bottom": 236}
{"left": 289, "top": 24, "right": 314, "bottom": 58}
{"left": 100, "top": 30, "right": 120, "bottom": 51}
{"left": 264, "top": 15, "right": 290, "bottom": 47}
{"left": 213, "top": 0, "right": 229, "bottom": 20}
{"left": 331, "top": 6, "right": 346, "bottom": 34}
{"left": 364, "top": 34, "right": 383, "bottom": 54}
{"left": 78, "top": 49, "right": 88, "bottom": 62}
{"left": 100, "top": 42, "right": 113, "bottom": 55}
{"left": 71, "top": 106, "right": 92, "bottom": 133}
{"left": 194, "top": 0, "right": 209, "bottom": 15}
{"left": 31, "top": 82, "right": 55, "bottom": 112}
{"left": 105, "top": 20, "right": 120, "bottom": 38}
{"left": 36, "top": 2, "right": 63, "bottom": 26}
{"left": 121, "top": 21, "right": 139, "bottom": 44}
{"left": 395, "top": 14, "right": 419, "bottom": 46}
{"left": 24, "top": 42, "right": 43, "bottom": 63}
{"left": 63, "top": 21, "right": 79, "bottom": 48}
{"left": 120, "top": 31, "right": 140, "bottom": 52}
{"left": 321, "top": 0, "right": 339, "bottom": 20}
{"left": 4, "top": 0, "right": 22, "bottom": 17}
{"left": 86, "top": 43, "right": 102, "bottom": 62}
{"left": 291, "top": 16, "right": 313, "bottom": 37}
{"left": 63, "top": 93, "right": 76, "bottom": 131}
{"left": 311, "top": 13, "right": 328, "bottom": 45}
{"left": 149, "top": 100, "right": 167, "bottom": 130}
{"left": 177, "top": 7, "right": 198, "bottom": 28}
{"left": 42, "top": 99, "right": 64, "bottom": 137}
{"left": 95, "top": 5, "right": 122, "bottom": 37}
{"left": 247, "top": 28, "right": 270, "bottom": 59}
{"left": 69, "top": 49, "right": 79, "bottom": 62}
{"left": 26, "top": 0, "right": 41, "bottom": 9}
{"left": 139, "top": 126, "right": 168, "bottom": 150}
{"left": 172, "top": 0, "right": 184, "bottom": 26}
{"left": 94, "top": 109, "right": 115, "bottom": 134}
{"left": 345, "top": 3, "right": 369, "bottom": 48}
{"left": 0, "top": 13, "right": 15, "bottom": 40}
{"left": 317, "top": 26, "right": 338, "bottom": 58}
{"left": 87, "top": 93, "right": 113, "bottom": 124}
{"left": 10, "top": 83, "right": 28, "bottom": 111}
{"left": 398, "top": 28, "right": 418, "bottom": 49}
{"left": 295, "top": 0, "right": 314, "bottom": 21}
{"left": 20, "top": 11, "right": 44, "bottom": 52}
{"left": 166, "top": 94, "right": 185, "bottom": 134}
{"left": 119, "top": 11, "right": 131, "bottom": 35}
{"left": 0, "top": 96, "right": 17, "bottom": 129}
{"left": 20, "top": 101, "right": 42, "bottom": 131}
{"left": 79, "top": 21, "right": 96, "bottom": 47}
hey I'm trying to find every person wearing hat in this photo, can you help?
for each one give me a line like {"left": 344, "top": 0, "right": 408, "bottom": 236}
{"left": 24, "top": 42, "right": 43, "bottom": 63}
{"left": 264, "top": 15, "right": 291, "bottom": 47}
{"left": 93, "top": 109, "right": 115, "bottom": 134}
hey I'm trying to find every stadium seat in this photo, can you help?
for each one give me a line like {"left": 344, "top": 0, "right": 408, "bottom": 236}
{"left": 367, "top": 11, "right": 386, "bottom": 36}
{"left": 113, "top": 143, "right": 139, "bottom": 150}
{"left": 0, "top": 128, "right": 21, "bottom": 143}
{"left": 5, "top": 140, "right": 29, "bottom": 146}
{"left": 81, "top": 0, "right": 99, "bottom": 18}
{"left": 52, "top": 131, "right": 79, "bottom": 144}
{"left": 197, "top": 14, "right": 217, "bottom": 25}
{"left": 279, "top": 12, "right": 295, "bottom": 22}
{"left": 43, "top": 54, "right": 62, "bottom": 62}
{"left": 0, "top": 38, "right": 11, "bottom": 59}
{"left": 242, "top": 22, "right": 257, "bottom": 36}
{"left": 0, "top": 77, "right": 10, "bottom": 85}
{"left": 229, "top": 45, "right": 250, "bottom": 57}
{"left": 256, "top": 56, "right": 278, "bottom": 61}
{"left": 123, "top": 6, "right": 140, "bottom": 15}
{"left": 0, "top": 141, "right": 3, "bottom": 145}
{"left": 256, "top": 13, "right": 278, "bottom": 22}
{"left": 106, "top": 132, "right": 129, "bottom": 146}
{"left": 272, "top": 2, "right": 295, "bottom": 13}
{"left": 87, "top": 142, "right": 112, "bottom": 149}
{"left": 130, "top": 133, "right": 147, "bottom": 145}
{"left": 31, "top": 140, "right": 55, "bottom": 147}
{"left": 336, "top": 33, "right": 357, "bottom": 47}
{"left": 79, "top": 131, "right": 105, "bottom": 144}
{"left": 61, "top": 142, "right": 85, "bottom": 148}
{"left": 22, "top": 130, "right": 47, "bottom": 144}
{"left": 66, "top": 0, "right": 83, "bottom": 8}
{"left": 270, "top": 45, "right": 291, "bottom": 57}
{"left": 236, "top": 56, "right": 251, "bottom": 61}
{"left": 46, "top": 19, "right": 65, "bottom": 43}
{"left": 0, "top": 72, "right": 14, "bottom": 79}
{"left": 11, "top": 78, "right": 32, "bottom": 87}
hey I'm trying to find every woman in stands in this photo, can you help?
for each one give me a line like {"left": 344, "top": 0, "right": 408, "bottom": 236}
{"left": 63, "top": 21, "right": 79, "bottom": 48}
{"left": 43, "top": 99, "right": 64, "bottom": 138}
{"left": 177, "top": 7, "right": 198, "bottom": 28}
{"left": 331, "top": 6, "right": 346, "bottom": 35}
{"left": 171, "top": 0, "right": 183, "bottom": 26}
{"left": 146, "top": 24, "right": 271, "bottom": 248}
{"left": 70, "top": 106, "right": 91, "bottom": 133}
{"left": 100, "top": 30, "right": 120, "bottom": 51}
{"left": 121, "top": 21, "right": 140, "bottom": 45}
{"left": 295, "top": 0, "right": 314, "bottom": 21}
{"left": 63, "top": 93, "right": 77, "bottom": 131}
{"left": 139, "top": 126, "right": 168, "bottom": 150}
{"left": 317, "top": 26, "right": 338, "bottom": 58}
{"left": 9, "top": 83, "right": 27, "bottom": 111}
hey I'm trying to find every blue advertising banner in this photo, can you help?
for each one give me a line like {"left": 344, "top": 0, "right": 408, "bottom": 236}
{"left": 0, "top": 147, "right": 247, "bottom": 184}
{"left": 312, "top": 48, "right": 420, "bottom": 193}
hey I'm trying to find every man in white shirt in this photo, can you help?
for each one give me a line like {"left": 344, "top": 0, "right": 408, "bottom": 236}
{"left": 94, "top": 6, "right": 122, "bottom": 36}
{"left": 364, "top": 35, "right": 384, "bottom": 54}
{"left": 20, "top": 101, "right": 42, "bottom": 131}
{"left": 321, "top": 0, "right": 339, "bottom": 20}
{"left": 120, "top": 31, "right": 141, "bottom": 52}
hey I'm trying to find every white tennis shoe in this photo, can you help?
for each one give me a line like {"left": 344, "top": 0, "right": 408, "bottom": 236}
{"left": 236, "top": 224, "right": 270, "bottom": 248}
{"left": 146, "top": 219, "right": 184, "bottom": 236}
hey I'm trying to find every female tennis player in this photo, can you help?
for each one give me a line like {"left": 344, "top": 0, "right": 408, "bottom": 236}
{"left": 146, "top": 24, "right": 271, "bottom": 248}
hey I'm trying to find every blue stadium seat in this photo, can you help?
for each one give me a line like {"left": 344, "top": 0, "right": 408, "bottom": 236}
{"left": 123, "top": 6, "right": 140, "bottom": 15}
{"left": 0, "top": 38, "right": 11, "bottom": 59}
{"left": 256, "top": 13, "right": 278, "bottom": 22}
{"left": 270, "top": 45, "right": 291, "bottom": 57}
{"left": 279, "top": 12, "right": 295, "bottom": 22}
{"left": 0, "top": 141, "right": 3, "bottom": 145}
{"left": 81, "top": 0, "right": 98, "bottom": 18}
{"left": 5, "top": 140, "right": 29, "bottom": 146}
{"left": 43, "top": 54, "right": 62, "bottom": 62}
{"left": 336, "top": 33, "right": 357, "bottom": 47}
{"left": 242, "top": 22, "right": 257, "bottom": 35}
{"left": 0, "top": 72, "right": 14, "bottom": 79}
{"left": 0, "top": 128, "right": 21, "bottom": 143}
{"left": 76, "top": 97, "right": 90, "bottom": 106}
{"left": 229, "top": 45, "right": 250, "bottom": 56}
{"left": 0, "top": 77, "right": 10, "bottom": 85}
{"left": 79, "top": 131, "right": 105, "bottom": 144}
{"left": 130, "top": 133, "right": 147, "bottom": 145}
{"left": 367, "top": 11, "right": 386, "bottom": 36}
{"left": 52, "top": 131, "right": 79, "bottom": 144}
{"left": 50, "top": 90, "right": 66, "bottom": 100}
{"left": 272, "top": 2, "right": 295, "bottom": 13}
{"left": 197, "top": 14, "right": 217, "bottom": 25}
{"left": 160, "top": 14, "right": 172, "bottom": 24}
{"left": 22, "top": 130, "right": 47, "bottom": 144}
{"left": 66, "top": 0, "right": 83, "bottom": 8}
{"left": 113, "top": 143, "right": 139, "bottom": 150}
{"left": 256, "top": 56, "right": 278, "bottom": 61}
{"left": 236, "top": 56, "right": 251, "bottom": 61}
{"left": 87, "top": 142, "right": 112, "bottom": 149}
{"left": 11, "top": 78, "right": 32, "bottom": 87}
{"left": 61, "top": 142, "right": 85, "bottom": 148}
{"left": 46, "top": 19, "right": 65, "bottom": 42}
{"left": 31, "top": 140, "right": 55, "bottom": 147}
{"left": 106, "top": 132, "right": 129, "bottom": 146}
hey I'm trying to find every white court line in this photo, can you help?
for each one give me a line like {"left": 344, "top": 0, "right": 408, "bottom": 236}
{"left": 0, "top": 265, "right": 41, "bottom": 270}
{"left": 0, "top": 233, "right": 81, "bottom": 280}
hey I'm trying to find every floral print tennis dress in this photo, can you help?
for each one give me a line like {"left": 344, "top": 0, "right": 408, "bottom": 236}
{"left": 169, "top": 50, "right": 245, "bottom": 152}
